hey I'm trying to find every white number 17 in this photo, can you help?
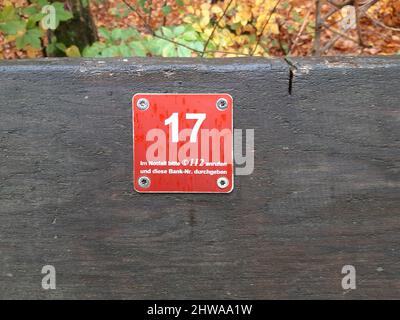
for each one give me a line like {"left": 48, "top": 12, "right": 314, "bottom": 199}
{"left": 164, "top": 113, "right": 206, "bottom": 143}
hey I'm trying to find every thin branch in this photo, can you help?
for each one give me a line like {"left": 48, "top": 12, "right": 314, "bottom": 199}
{"left": 366, "top": 13, "right": 400, "bottom": 32}
{"left": 121, "top": 0, "right": 153, "bottom": 34}
{"left": 322, "top": 23, "right": 359, "bottom": 44}
{"left": 162, "top": 0, "right": 168, "bottom": 26}
{"left": 289, "top": 8, "right": 311, "bottom": 55}
{"left": 120, "top": 0, "right": 252, "bottom": 57}
{"left": 326, "top": 0, "right": 353, "bottom": 8}
{"left": 359, "top": 0, "right": 380, "bottom": 13}
{"left": 355, "top": 0, "right": 364, "bottom": 46}
{"left": 322, "top": 6, "right": 342, "bottom": 24}
{"left": 201, "top": 0, "right": 234, "bottom": 57}
{"left": 251, "top": 0, "right": 282, "bottom": 56}
{"left": 313, "top": 0, "right": 323, "bottom": 55}
{"left": 321, "top": 19, "right": 356, "bottom": 53}
{"left": 157, "top": 36, "right": 204, "bottom": 53}
{"left": 120, "top": 0, "right": 203, "bottom": 55}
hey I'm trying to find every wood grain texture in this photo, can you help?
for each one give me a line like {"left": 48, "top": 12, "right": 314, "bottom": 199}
{"left": 0, "top": 56, "right": 399, "bottom": 299}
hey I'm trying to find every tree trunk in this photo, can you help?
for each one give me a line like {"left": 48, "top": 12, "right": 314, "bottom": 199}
{"left": 50, "top": 0, "right": 98, "bottom": 56}
{"left": 312, "top": 0, "right": 323, "bottom": 56}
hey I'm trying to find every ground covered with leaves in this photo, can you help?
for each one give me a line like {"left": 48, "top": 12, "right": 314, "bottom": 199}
{"left": 1, "top": 0, "right": 399, "bottom": 59}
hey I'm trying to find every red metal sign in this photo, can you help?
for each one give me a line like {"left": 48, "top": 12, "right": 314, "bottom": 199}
{"left": 133, "top": 93, "right": 233, "bottom": 193}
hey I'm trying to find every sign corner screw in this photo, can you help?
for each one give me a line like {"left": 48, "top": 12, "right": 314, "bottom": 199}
{"left": 217, "top": 177, "right": 229, "bottom": 189}
{"left": 216, "top": 98, "right": 228, "bottom": 111}
{"left": 137, "top": 98, "right": 150, "bottom": 111}
{"left": 138, "top": 176, "right": 151, "bottom": 188}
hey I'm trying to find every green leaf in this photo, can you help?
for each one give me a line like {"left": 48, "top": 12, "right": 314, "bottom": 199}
{"left": 36, "top": 0, "right": 49, "bottom": 7}
{"left": 120, "top": 28, "right": 140, "bottom": 41}
{"left": 52, "top": 2, "right": 73, "bottom": 23}
{"left": 15, "top": 36, "right": 25, "bottom": 50}
{"left": 82, "top": 46, "right": 98, "bottom": 57}
{"left": 145, "top": 37, "right": 171, "bottom": 56}
{"left": 175, "top": 0, "right": 184, "bottom": 6}
{"left": 181, "top": 31, "right": 198, "bottom": 41}
{"left": 16, "top": 28, "right": 43, "bottom": 49}
{"left": 161, "top": 26, "right": 174, "bottom": 39}
{"left": 118, "top": 43, "right": 132, "bottom": 57}
{"left": 46, "top": 41, "right": 56, "bottom": 55}
{"left": 162, "top": 5, "right": 172, "bottom": 15}
{"left": 0, "top": 20, "right": 26, "bottom": 35}
{"left": 98, "top": 27, "right": 112, "bottom": 41}
{"left": 115, "top": 3, "right": 131, "bottom": 18}
{"left": 292, "top": 11, "right": 302, "bottom": 23}
{"left": 145, "top": 38, "right": 161, "bottom": 55}
{"left": 101, "top": 45, "right": 120, "bottom": 57}
{"left": 82, "top": 42, "right": 106, "bottom": 58}
{"left": 109, "top": 7, "right": 119, "bottom": 17}
{"left": 65, "top": 45, "right": 81, "bottom": 57}
{"left": 0, "top": 5, "right": 16, "bottom": 21}
{"left": 25, "top": 28, "right": 43, "bottom": 49}
{"left": 22, "top": 5, "right": 39, "bottom": 16}
{"left": 173, "top": 25, "right": 185, "bottom": 37}
{"left": 45, "top": 36, "right": 58, "bottom": 55}
{"left": 138, "top": 0, "right": 147, "bottom": 8}
{"left": 282, "top": 1, "right": 290, "bottom": 9}
{"left": 129, "top": 41, "right": 147, "bottom": 57}
{"left": 162, "top": 42, "right": 177, "bottom": 57}
{"left": 27, "top": 13, "right": 45, "bottom": 29}
{"left": 192, "top": 41, "right": 204, "bottom": 52}
{"left": 177, "top": 45, "right": 192, "bottom": 57}
{"left": 55, "top": 42, "right": 67, "bottom": 52}
{"left": 111, "top": 28, "right": 123, "bottom": 41}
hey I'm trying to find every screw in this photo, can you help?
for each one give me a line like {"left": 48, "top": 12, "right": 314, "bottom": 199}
{"left": 217, "top": 177, "right": 229, "bottom": 189}
{"left": 216, "top": 98, "right": 228, "bottom": 111}
{"left": 137, "top": 98, "right": 149, "bottom": 111}
{"left": 138, "top": 176, "right": 151, "bottom": 188}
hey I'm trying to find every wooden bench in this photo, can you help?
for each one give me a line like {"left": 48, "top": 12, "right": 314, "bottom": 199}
{"left": 0, "top": 56, "right": 399, "bottom": 299}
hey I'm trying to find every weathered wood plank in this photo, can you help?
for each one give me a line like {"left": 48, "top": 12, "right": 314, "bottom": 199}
{"left": 0, "top": 56, "right": 399, "bottom": 299}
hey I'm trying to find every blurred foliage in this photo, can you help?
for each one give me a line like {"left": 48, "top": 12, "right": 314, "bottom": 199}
{"left": 84, "top": 0, "right": 284, "bottom": 58}
{"left": 83, "top": 24, "right": 204, "bottom": 58}
{"left": 182, "top": 0, "right": 281, "bottom": 56}
{"left": 83, "top": 0, "right": 206, "bottom": 58}
{"left": 1, "top": 0, "right": 400, "bottom": 59}
{"left": 0, "top": 0, "right": 73, "bottom": 58}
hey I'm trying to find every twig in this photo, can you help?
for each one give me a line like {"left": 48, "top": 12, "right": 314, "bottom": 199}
{"left": 121, "top": 0, "right": 203, "bottom": 53}
{"left": 321, "top": 18, "right": 356, "bottom": 53}
{"left": 201, "top": 0, "right": 234, "bottom": 57}
{"left": 323, "top": 23, "right": 359, "bottom": 44}
{"left": 251, "top": 0, "right": 282, "bottom": 56}
{"left": 322, "top": 6, "right": 342, "bottom": 25}
{"left": 366, "top": 13, "right": 400, "bottom": 32}
{"left": 312, "top": 0, "right": 323, "bottom": 56}
{"left": 275, "top": 19, "right": 287, "bottom": 54}
{"left": 355, "top": 0, "right": 364, "bottom": 46}
{"left": 162, "top": 0, "right": 168, "bottom": 26}
{"left": 289, "top": 9, "right": 311, "bottom": 55}
{"left": 121, "top": 0, "right": 251, "bottom": 57}
{"left": 327, "top": 0, "right": 353, "bottom": 8}
{"left": 121, "top": 0, "right": 153, "bottom": 34}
